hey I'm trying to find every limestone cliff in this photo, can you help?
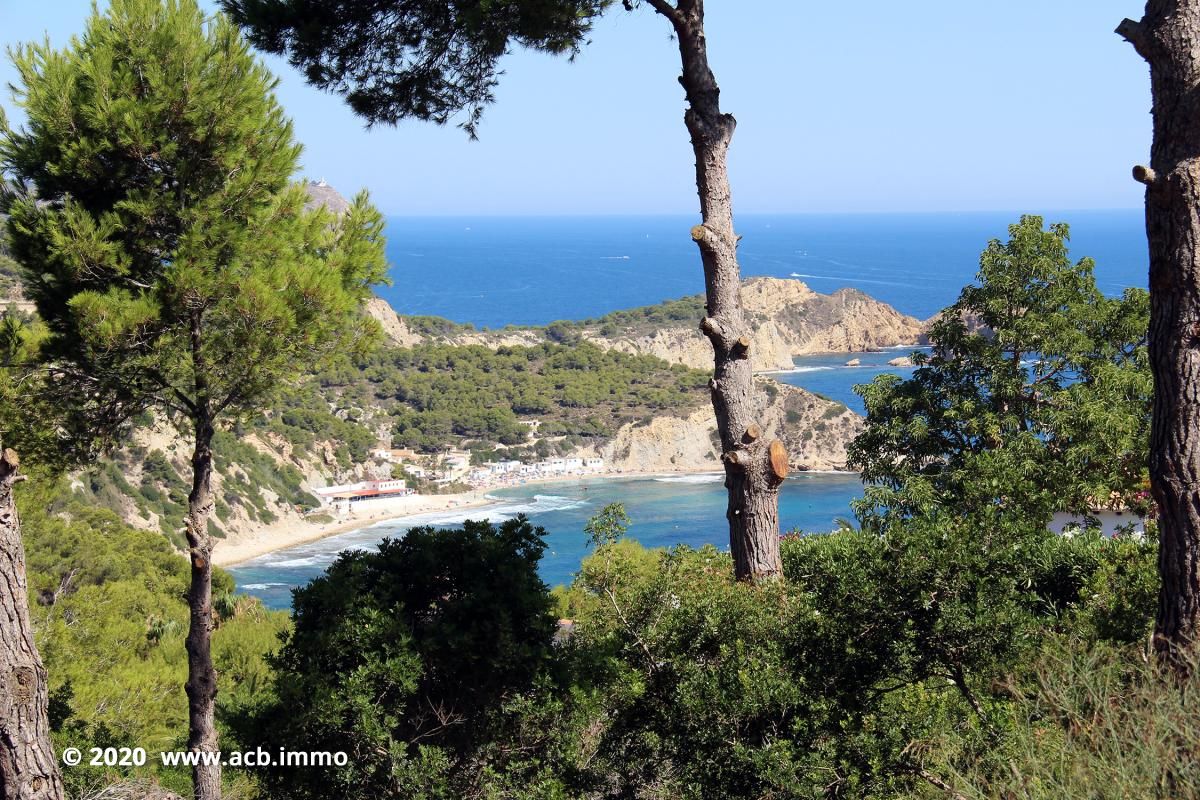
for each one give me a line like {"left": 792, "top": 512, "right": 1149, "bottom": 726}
{"left": 589, "top": 278, "right": 925, "bottom": 371}
{"left": 371, "top": 276, "right": 925, "bottom": 371}
{"left": 569, "top": 380, "right": 861, "bottom": 473}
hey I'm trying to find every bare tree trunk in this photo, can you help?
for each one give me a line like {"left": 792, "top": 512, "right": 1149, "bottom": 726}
{"left": 0, "top": 445, "right": 64, "bottom": 800}
{"left": 649, "top": 0, "right": 788, "bottom": 580}
{"left": 1119, "top": 3, "right": 1200, "bottom": 670}
{"left": 184, "top": 413, "right": 220, "bottom": 800}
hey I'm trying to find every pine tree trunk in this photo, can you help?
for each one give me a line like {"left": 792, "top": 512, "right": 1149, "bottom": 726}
{"left": 652, "top": 0, "right": 787, "bottom": 580}
{"left": 184, "top": 415, "right": 221, "bottom": 800}
{"left": 0, "top": 446, "right": 64, "bottom": 800}
{"left": 1119, "top": 3, "right": 1200, "bottom": 669}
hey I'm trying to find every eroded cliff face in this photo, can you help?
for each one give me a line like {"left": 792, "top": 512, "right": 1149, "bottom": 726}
{"left": 370, "top": 277, "right": 926, "bottom": 371}
{"left": 570, "top": 380, "right": 861, "bottom": 473}
{"left": 590, "top": 278, "right": 925, "bottom": 371}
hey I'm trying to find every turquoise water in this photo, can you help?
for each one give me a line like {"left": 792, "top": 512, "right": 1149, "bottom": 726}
{"left": 229, "top": 472, "right": 863, "bottom": 610}
{"left": 772, "top": 348, "right": 929, "bottom": 416}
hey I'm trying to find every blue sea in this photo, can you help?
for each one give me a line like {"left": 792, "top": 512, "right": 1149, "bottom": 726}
{"left": 230, "top": 210, "right": 1148, "bottom": 608}
{"left": 376, "top": 211, "right": 1147, "bottom": 327}
{"left": 232, "top": 473, "right": 864, "bottom": 610}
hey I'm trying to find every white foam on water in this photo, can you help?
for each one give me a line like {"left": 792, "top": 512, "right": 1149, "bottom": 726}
{"left": 762, "top": 365, "right": 835, "bottom": 375}
{"left": 653, "top": 474, "right": 724, "bottom": 484}
{"left": 359, "top": 494, "right": 590, "bottom": 531}
{"left": 240, "top": 583, "right": 287, "bottom": 590}
{"left": 267, "top": 555, "right": 331, "bottom": 569}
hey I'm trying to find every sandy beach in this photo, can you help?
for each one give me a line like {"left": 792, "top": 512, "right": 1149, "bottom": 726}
{"left": 212, "top": 488, "right": 499, "bottom": 566}
{"left": 211, "top": 468, "right": 721, "bottom": 567}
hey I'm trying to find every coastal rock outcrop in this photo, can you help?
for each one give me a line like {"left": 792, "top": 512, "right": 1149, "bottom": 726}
{"left": 586, "top": 278, "right": 925, "bottom": 370}
{"left": 570, "top": 380, "right": 860, "bottom": 473}
{"left": 369, "top": 276, "right": 926, "bottom": 371}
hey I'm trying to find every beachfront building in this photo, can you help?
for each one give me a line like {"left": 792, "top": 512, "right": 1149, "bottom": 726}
{"left": 538, "top": 458, "right": 567, "bottom": 474}
{"left": 313, "top": 478, "right": 413, "bottom": 508}
{"left": 584, "top": 457, "right": 604, "bottom": 471}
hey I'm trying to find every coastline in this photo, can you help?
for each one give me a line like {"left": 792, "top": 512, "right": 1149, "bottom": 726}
{"left": 212, "top": 468, "right": 723, "bottom": 568}
{"left": 214, "top": 466, "right": 861, "bottom": 568}
{"left": 212, "top": 489, "right": 498, "bottom": 567}
{"left": 213, "top": 465, "right": 710, "bottom": 566}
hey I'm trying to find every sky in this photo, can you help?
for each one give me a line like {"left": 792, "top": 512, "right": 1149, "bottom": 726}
{"left": 0, "top": 1, "right": 1153, "bottom": 216}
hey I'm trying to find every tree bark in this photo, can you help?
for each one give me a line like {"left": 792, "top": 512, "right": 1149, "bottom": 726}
{"left": 1119, "top": 2, "right": 1200, "bottom": 669}
{"left": 184, "top": 412, "right": 221, "bottom": 800}
{"left": 651, "top": 0, "right": 786, "bottom": 580}
{"left": 0, "top": 445, "right": 64, "bottom": 800}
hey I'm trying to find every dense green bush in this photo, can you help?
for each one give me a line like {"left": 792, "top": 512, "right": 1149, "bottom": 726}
{"left": 550, "top": 521, "right": 1156, "bottom": 799}
{"left": 16, "top": 479, "right": 289, "bottom": 798}
{"left": 236, "top": 517, "right": 561, "bottom": 800}
{"left": 238, "top": 506, "right": 1158, "bottom": 800}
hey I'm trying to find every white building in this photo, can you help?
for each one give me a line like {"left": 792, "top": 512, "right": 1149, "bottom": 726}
{"left": 313, "top": 478, "right": 412, "bottom": 507}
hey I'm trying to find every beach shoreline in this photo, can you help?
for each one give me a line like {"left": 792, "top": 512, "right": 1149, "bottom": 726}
{"left": 212, "top": 468, "right": 725, "bottom": 567}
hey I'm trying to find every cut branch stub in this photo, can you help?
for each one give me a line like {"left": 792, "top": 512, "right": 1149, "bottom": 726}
{"left": 1133, "top": 164, "right": 1157, "bottom": 184}
{"left": 768, "top": 439, "right": 789, "bottom": 481}
{"left": 744, "top": 423, "right": 761, "bottom": 442}
{"left": 723, "top": 450, "right": 741, "bottom": 466}
{"left": 732, "top": 336, "right": 751, "bottom": 358}
{"left": 0, "top": 447, "right": 18, "bottom": 475}
{"left": 1116, "top": 18, "right": 1150, "bottom": 57}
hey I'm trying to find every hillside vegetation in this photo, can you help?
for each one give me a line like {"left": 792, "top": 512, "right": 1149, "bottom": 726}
{"left": 336, "top": 341, "right": 711, "bottom": 452}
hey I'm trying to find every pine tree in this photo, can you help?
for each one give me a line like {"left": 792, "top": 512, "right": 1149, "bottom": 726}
{"left": 1118, "top": 2, "right": 1200, "bottom": 671}
{"left": 0, "top": 1, "right": 388, "bottom": 796}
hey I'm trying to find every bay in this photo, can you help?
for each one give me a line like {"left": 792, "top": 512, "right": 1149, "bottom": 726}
{"left": 231, "top": 211, "right": 1147, "bottom": 607}
{"left": 230, "top": 472, "right": 864, "bottom": 610}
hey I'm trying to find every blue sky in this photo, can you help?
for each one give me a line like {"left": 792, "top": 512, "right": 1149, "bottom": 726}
{"left": 0, "top": 1, "right": 1151, "bottom": 215}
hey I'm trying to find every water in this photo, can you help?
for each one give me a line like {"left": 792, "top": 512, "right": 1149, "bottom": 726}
{"left": 378, "top": 211, "right": 1146, "bottom": 327}
{"left": 231, "top": 211, "right": 1149, "bottom": 607}
{"left": 230, "top": 472, "right": 864, "bottom": 609}
{"left": 768, "top": 348, "right": 928, "bottom": 416}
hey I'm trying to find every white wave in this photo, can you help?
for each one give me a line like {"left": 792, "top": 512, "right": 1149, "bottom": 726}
{"left": 364, "top": 494, "right": 590, "bottom": 530}
{"left": 239, "top": 582, "right": 287, "bottom": 590}
{"left": 763, "top": 365, "right": 835, "bottom": 375}
{"left": 267, "top": 555, "right": 331, "bottom": 569}
{"left": 653, "top": 473, "right": 724, "bottom": 484}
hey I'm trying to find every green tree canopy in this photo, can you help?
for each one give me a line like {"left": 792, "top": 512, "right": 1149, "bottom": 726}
{"left": 849, "top": 215, "right": 1151, "bottom": 528}
{"left": 1, "top": 0, "right": 388, "bottom": 446}
{"left": 239, "top": 517, "right": 558, "bottom": 799}
{"left": 222, "top": 0, "right": 611, "bottom": 135}
{"left": 0, "top": 3, "right": 388, "bottom": 794}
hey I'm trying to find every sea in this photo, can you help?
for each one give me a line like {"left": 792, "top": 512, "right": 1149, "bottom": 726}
{"left": 230, "top": 210, "right": 1148, "bottom": 609}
